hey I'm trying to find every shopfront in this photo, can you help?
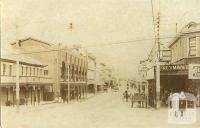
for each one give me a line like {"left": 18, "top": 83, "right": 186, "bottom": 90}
{"left": 147, "top": 64, "right": 200, "bottom": 107}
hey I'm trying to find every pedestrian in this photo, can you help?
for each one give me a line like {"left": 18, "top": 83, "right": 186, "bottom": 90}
{"left": 125, "top": 90, "right": 129, "bottom": 102}
{"left": 131, "top": 93, "right": 135, "bottom": 108}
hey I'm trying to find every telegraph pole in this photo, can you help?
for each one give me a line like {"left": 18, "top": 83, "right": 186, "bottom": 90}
{"left": 94, "top": 61, "right": 97, "bottom": 95}
{"left": 15, "top": 24, "right": 20, "bottom": 111}
{"left": 155, "top": 6, "right": 161, "bottom": 109}
{"left": 0, "top": 1, "right": 2, "bottom": 127}
{"left": 56, "top": 43, "right": 61, "bottom": 101}
{"left": 66, "top": 22, "right": 73, "bottom": 102}
{"left": 67, "top": 64, "right": 70, "bottom": 102}
{"left": 85, "top": 53, "right": 88, "bottom": 99}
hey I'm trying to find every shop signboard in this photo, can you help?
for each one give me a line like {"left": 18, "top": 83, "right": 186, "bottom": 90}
{"left": 188, "top": 64, "right": 200, "bottom": 79}
{"left": 161, "top": 64, "right": 188, "bottom": 71}
{"left": 160, "top": 50, "right": 171, "bottom": 62}
{"left": 146, "top": 67, "right": 155, "bottom": 80}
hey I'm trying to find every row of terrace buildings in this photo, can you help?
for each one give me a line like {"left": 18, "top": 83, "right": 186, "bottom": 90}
{"left": 0, "top": 37, "right": 114, "bottom": 106}
{"left": 138, "top": 22, "right": 200, "bottom": 108}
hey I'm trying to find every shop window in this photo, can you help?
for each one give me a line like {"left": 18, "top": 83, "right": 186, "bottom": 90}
{"left": 189, "top": 37, "right": 196, "bottom": 56}
{"left": 9, "top": 65, "right": 12, "bottom": 76}
{"left": 3, "top": 64, "right": 6, "bottom": 76}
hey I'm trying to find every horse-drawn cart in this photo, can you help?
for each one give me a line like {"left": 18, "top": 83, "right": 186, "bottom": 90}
{"left": 131, "top": 93, "right": 146, "bottom": 108}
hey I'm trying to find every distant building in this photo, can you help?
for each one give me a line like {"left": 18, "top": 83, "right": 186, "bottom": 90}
{"left": 97, "top": 63, "right": 113, "bottom": 91}
{"left": 87, "top": 53, "right": 96, "bottom": 93}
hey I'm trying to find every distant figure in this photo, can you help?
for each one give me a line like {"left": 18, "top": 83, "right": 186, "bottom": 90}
{"left": 179, "top": 91, "right": 186, "bottom": 117}
{"left": 124, "top": 90, "right": 129, "bottom": 102}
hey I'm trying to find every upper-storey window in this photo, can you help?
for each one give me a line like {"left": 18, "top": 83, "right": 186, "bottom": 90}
{"left": 33, "top": 68, "right": 35, "bottom": 76}
{"left": 21, "top": 66, "right": 24, "bottom": 76}
{"left": 9, "top": 65, "right": 12, "bottom": 76}
{"left": 44, "top": 70, "right": 48, "bottom": 76}
{"left": 189, "top": 37, "right": 196, "bottom": 56}
{"left": 40, "top": 69, "right": 43, "bottom": 76}
{"left": 26, "top": 67, "right": 28, "bottom": 76}
{"left": 30, "top": 67, "right": 32, "bottom": 76}
{"left": 37, "top": 68, "right": 39, "bottom": 76}
{"left": 3, "top": 64, "right": 6, "bottom": 76}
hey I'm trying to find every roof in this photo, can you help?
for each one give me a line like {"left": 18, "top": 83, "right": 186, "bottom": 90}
{"left": 88, "top": 53, "right": 96, "bottom": 60}
{"left": 10, "top": 37, "right": 53, "bottom": 46}
{"left": 169, "top": 22, "right": 200, "bottom": 48}
{"left": 1, "top": 48, "right": 46, "bottom": 67}
{"left": 181, "top": 22, "right": 200, "bottom": 34}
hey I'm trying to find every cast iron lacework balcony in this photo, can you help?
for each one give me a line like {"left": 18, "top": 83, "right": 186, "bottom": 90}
{"left": 1, "top": 75, "right": 53, "bottom": 85}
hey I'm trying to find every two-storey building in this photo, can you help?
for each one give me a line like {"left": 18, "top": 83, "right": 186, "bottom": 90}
{"left": 11, "top": 38, "right": 88, "bottom": 102}
{"left": 0, "top": 49, "right": 53, "bottom": 106}
{"left": 142, "top": 22, "right": 200, "bottom": 107}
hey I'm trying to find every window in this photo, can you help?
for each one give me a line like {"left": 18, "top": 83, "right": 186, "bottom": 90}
{"left": 9, "top": 65, "right": 12, "bottom": 76}
{"left": 189, "top": 37, "right": 196, "bottom": 56}
{"left": 30, "top": 67, "right": 32, "bottom": 76}
{"left": 26, "top": 67, "right": 28, "bottom": 76}
{"left": 40, "top": 69, "right": 42, "bottom": 75}
{"left": 3, "top": 64, "right": 6, "bottom": 76}
{"left": 44, "top": 70, "right": 48, "bottom": 76}
{"left": 33, "top": 68, "right": 35, "bottom": 76}
{"left": 66, "top": 53, "right": 68, "bottom": 62}
{"left": 21, "top": 66, "right": 24, "bottom": 76}
{"left": 37, "top": 68, "right": 39, "bottom": 76}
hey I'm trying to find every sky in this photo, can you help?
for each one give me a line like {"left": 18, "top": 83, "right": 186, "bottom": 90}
{"left": 1, "top": 0, "right": 200, "bottom": 79}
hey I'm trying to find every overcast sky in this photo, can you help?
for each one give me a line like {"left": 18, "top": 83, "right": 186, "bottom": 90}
{"left": 2, "top": 0, "right": 200, "bottom": 79}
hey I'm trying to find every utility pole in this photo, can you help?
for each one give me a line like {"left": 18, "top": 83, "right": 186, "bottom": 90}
{"left": 85, "top": 54, "right": 88, "bottom": 99}
{"left": 94, "top": 61, "right": 97, "bottom": 94}
{"left": 67, "top": 64, "right": 70, "bottom": 102}
{"left": 0, "top": 1, "right": 2, "bottom": 127}
{"left": 15, "top": 24, "right": 20, "bottom": 111}
{"left": 156, "top": 11, "right": 161, "bottom": 109}
{"left": 16, "top": 43, "right": 20, "bottom": 111}
{"left": 56, "top": 43, "right": 61, "bottom": 101}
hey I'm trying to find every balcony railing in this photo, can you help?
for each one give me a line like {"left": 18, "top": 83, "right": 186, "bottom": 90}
{"left": 1, "top": 75, "right": 53, "bottom": 84}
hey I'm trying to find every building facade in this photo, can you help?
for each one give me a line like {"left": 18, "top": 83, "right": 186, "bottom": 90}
{"left": 141, "top": 22, "right": 200, "bottom": 107}
{"left": 11, "top": 38, "right": 88, "bottom": 102}
{"left": 87, "top": 53, "right": 97, "bottom": 93}
{"left": 0, "top": 51, "right": 53, "bottom": 106}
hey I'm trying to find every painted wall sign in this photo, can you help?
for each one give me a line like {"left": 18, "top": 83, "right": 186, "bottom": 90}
{"left": 160, "top": 64, "right": 188, "bottom": 71}
{"left": 189, "top": 64, "right": 200, "bottom": 79}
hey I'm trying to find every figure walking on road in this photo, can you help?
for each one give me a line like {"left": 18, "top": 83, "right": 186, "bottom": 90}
{"left": 124, "top": 90, "right": 129, "bottom": 102}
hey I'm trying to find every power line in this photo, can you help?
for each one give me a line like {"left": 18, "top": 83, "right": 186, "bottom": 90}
{"left": 2, "top": 34, "right": 200, "bottom": 56}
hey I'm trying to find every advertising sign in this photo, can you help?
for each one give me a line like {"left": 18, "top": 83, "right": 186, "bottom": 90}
{"left": 189, "top": 64, "right": 200, "bottom": 79}
{"left": 146, "top": 67, "right": 155, "bottom": 80}
{"left": 161, "top": 64, "right": 188, "bottom": 71}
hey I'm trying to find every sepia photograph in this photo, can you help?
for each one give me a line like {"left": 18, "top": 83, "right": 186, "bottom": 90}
{"left": 0, "top": 0, "right": 200, "bottom": 128}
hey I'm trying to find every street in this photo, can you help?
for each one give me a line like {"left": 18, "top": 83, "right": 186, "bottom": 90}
{"left": 2, "top": 87, "right": 200, "bottom": 128}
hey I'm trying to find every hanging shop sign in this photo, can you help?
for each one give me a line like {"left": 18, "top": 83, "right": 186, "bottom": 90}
{"left": 146, "top": 67, "right": 155, "bottom": 80}
{"left": 160, "top": 64, "right": 188, "bottom": 71}
{"left": 160, "top": 50, "right": 171, "bottom": 62}
{"left": 188, "top": 64, "right": 200, "bottom": 79}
